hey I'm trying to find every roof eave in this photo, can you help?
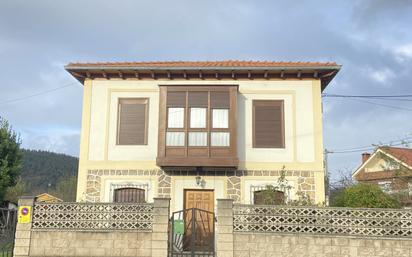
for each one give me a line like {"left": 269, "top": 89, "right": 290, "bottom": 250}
{"left": 65, "top": 65, "right": 341, "bottom": 90}
{"left": 65, "top": 65, "right": 341, "bottom": 71}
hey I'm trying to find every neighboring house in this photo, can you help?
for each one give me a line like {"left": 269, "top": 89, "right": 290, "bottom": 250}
{"left": 352, "top": 147, "right": 412, "bottom": 205}
{"left": 35, "top": 193, "right": 63, "bottom": 203}
{"left": 65, "top": 60, "right": 340, "bottom": 212}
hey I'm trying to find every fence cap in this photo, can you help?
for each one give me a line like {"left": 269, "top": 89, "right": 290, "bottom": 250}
{"left": 18, "top": 196, "right": 36, "bottom": 206}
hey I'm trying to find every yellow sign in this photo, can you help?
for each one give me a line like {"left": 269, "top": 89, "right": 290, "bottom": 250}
{"left": 18, "top": 206, "right": 31, "bottom": 223}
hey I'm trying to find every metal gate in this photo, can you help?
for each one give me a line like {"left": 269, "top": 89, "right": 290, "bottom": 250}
{"left": 169, "top": 208, "right": 215, "bottom": 257}
{"left": 0, "top": 208, "right": 17, "bottom": 257}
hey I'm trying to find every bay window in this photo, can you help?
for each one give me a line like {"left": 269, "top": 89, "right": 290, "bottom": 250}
{"left": 157, "top": 85, "right": 238, "bottom": 167}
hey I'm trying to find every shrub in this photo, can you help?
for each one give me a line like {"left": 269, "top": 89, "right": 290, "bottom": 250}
{"left": 331, "top": 183, "right": 401, "bottom": 209}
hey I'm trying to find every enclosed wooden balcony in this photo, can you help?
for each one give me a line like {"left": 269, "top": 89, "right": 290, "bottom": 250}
{"left": 156, "top": 85, "right": 238, "bottom": 168}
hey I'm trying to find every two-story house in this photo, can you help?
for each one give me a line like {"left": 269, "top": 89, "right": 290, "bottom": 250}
{"left": 65, "top": 60, "right": 340, "bottom": 212}
{"left": 353, "top": 147, "right": 412, "bottom": 206}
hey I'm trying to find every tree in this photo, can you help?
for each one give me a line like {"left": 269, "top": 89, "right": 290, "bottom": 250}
{"left": 4, "top": 178, "right": 26, "bottom": 203}
{"left": 49, "top": 176, "right": 77, "bottom": 202}
{"left": 0, "top": 117, "right": 22, "bottom": 201}
{"left": 331, "top": 183, "right": 401, "bottom": 209}
{"left": 329, "top": 169, "right": 355, "bottom": 206}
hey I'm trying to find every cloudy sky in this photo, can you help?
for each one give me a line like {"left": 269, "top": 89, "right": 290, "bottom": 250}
{"left": 1, "top": 0, "right": 412, "bottom": 181}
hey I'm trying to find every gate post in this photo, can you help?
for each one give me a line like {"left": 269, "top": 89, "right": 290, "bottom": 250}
{"left": 13, "top": 196, "right": 35, "bottom": 257}
{"left": 216, "top": 199, "right": 234, "bottom": 257}
{"left": 152, "top": 198, "right": 171, "bottom": 257}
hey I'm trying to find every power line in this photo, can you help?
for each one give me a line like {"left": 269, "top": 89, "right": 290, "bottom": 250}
{"left": 323, "top": 93, "right": 412, "bottom": 98}
{"left": 329, "top": 140, "right": 412, "bottom": 154}
{"left": 362, "top": 97, "right": 412, "bottom": 102}
{"left": 345, "top": 98, "right": 412, "bottom": 112}
{"left": 0, "top": 82, "right": 79, "bottom": 106}
{"left": 330, "top": 136, "right": 412, "bottom": 152}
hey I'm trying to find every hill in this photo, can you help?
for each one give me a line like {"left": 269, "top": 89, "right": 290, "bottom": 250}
{"left": 20, "top": 149, "right": 78, "bottom": 196}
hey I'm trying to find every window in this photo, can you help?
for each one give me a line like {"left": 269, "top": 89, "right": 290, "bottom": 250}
{"left": 378, "top": 181, "right": 392, "bottom": 193}
{"left": 211, "top": 132, "right": 229, "bottom": 146}
{"left": 190, "top": 108, "right": 207, "bottom": 128}
{"left": 253, "top": 100, "right": 284, "bottom": 148}
{"left": 157, "top": 85, "right": 238, "bottom": 167}
{"left": 117, "top": 98, "right": 148, "bottom": 145}
{"left": 113, "top": 187, "right": 145, "bottom": 203}
{"left": 212, "top": 109, "right": 228, "bottom": 128}
{"left": 189, "top": 132, "right": 208, "bottom": 146}
{"left": 253, "top": 190, "right": 285, "bottom": 205}
{"left": 166, "top": 132, "right": 185, "bottom": 146}
{"left": 168, "top": 108, "right": 184, "bottom": 128}
{"left": 165, "top": 90, "right": 231, "bottom": 147}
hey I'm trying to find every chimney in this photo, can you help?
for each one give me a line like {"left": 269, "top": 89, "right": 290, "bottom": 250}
{"left": 362, "top": 152, "right": 371, "bottom": 164}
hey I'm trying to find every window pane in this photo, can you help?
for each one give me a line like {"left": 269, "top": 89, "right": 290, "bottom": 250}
{"left": 168, "top": 108, "right": 184, "bottom": 128}
{"left": 188, "top": 132, "right": 207, "bottom": 146}
{"left": 166, "top": 132, "right": 185, "bottom": 146}
{"left": 190, "top": 108, "right": 206, "bottom": 128}
{"left": 212, "top": 109, "right": 229, "bottom": 128}
{"left": 211, "top": 132, "right": 230, "bottom": 146}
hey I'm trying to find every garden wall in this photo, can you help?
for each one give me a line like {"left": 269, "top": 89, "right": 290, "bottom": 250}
{"left": 13, "top": 197, "right": 169, "bottom": 257}
{"left": 216, "top": 199, "right": 412, "bottom": 257}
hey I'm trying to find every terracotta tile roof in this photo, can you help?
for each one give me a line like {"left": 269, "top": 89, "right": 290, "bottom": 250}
{"left": 66, "top": 60, "right": 339, "bottom": 68}
{"left": 353, "top": 146, "right": 412, "bottom": 181}
{"left": 356, "top": 170, "right": 411, "bottom": 181}
{"left": 380, "top": 146, "right": 412, "bottom": 167}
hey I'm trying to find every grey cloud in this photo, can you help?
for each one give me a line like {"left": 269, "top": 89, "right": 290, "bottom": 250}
{"left": 0, "top": 0, "right": 411, "bottom": 181}
{"left": 20, "top": 129, "right": 80, "bottom": 157}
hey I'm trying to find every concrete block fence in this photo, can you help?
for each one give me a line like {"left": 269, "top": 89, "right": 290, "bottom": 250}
{"left": 13, "top": 198, "right": 169, "bottom": 257}
{"left": 13, "top": 198, "right": 412, "bottom": 257}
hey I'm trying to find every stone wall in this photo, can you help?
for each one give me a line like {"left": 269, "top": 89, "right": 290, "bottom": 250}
{"left": 29, "top": 231, "right": 152, "bottom": 257}
{"left": 233, "top": 233, "right": 412, "bottom": 257}
{"left": 85, "top": 169, "right": 317, "bottom": 203}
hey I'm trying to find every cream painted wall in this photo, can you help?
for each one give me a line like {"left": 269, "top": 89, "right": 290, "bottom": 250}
{"left": 87, "top": 80, "right": 159, "bottom": 162}
{"left": 77, "top": 78, "right": 325, "bottom": 201}
{"left": 238, "top": 93, "right": 294, "bottom": 163}
{"left": 85, "top": 79, "right": 322, "bottom": 167}
{"left": 107, "top": 91, "right": 159, "bottom": 161}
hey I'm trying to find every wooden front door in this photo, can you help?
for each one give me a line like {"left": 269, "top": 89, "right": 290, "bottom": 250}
{"left": 183, "top": 189, "right": 214, "bottom": 251}
{"left": 184, "top": 189, "right": 214, "bottom": 212}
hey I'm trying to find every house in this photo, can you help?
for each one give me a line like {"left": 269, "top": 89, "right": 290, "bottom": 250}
{"left": 35, "top": 193, "right": 63, "bottom": 203}
{"left": 352, "top": 146, "right": 412, "bottom": 205}
{"left": 65, "top": 60, "right": 340, "bottom": 212}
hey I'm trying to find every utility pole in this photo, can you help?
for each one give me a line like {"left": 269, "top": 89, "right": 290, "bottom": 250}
{"left": 324, "top": 149, "right": 333, "bottom": 206}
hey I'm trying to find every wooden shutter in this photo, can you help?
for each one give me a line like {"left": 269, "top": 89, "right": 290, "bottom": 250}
{"left": 167, "top": 92, "right": 186, "bottom": 107}
{"left": 211, "top": 91, "right": 230, "bottom": 108}
{"left": 253, "top": 100, "right": 284, "bottom": 148}
{"left": 113, "top": 188, "right": 145, "bottom": 203}
{"left": 253, "top": 190, "right": 265, "bottom": 205}
{"left": 117, "top": 98, "right": 148, "bottom": 145}
{"left": 188, "top": 92, "right": 208, "bottom": 107}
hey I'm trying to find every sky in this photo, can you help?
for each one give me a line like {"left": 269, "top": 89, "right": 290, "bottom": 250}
{"left": 0, "top": 0, "right": 412, "bottom": 182}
